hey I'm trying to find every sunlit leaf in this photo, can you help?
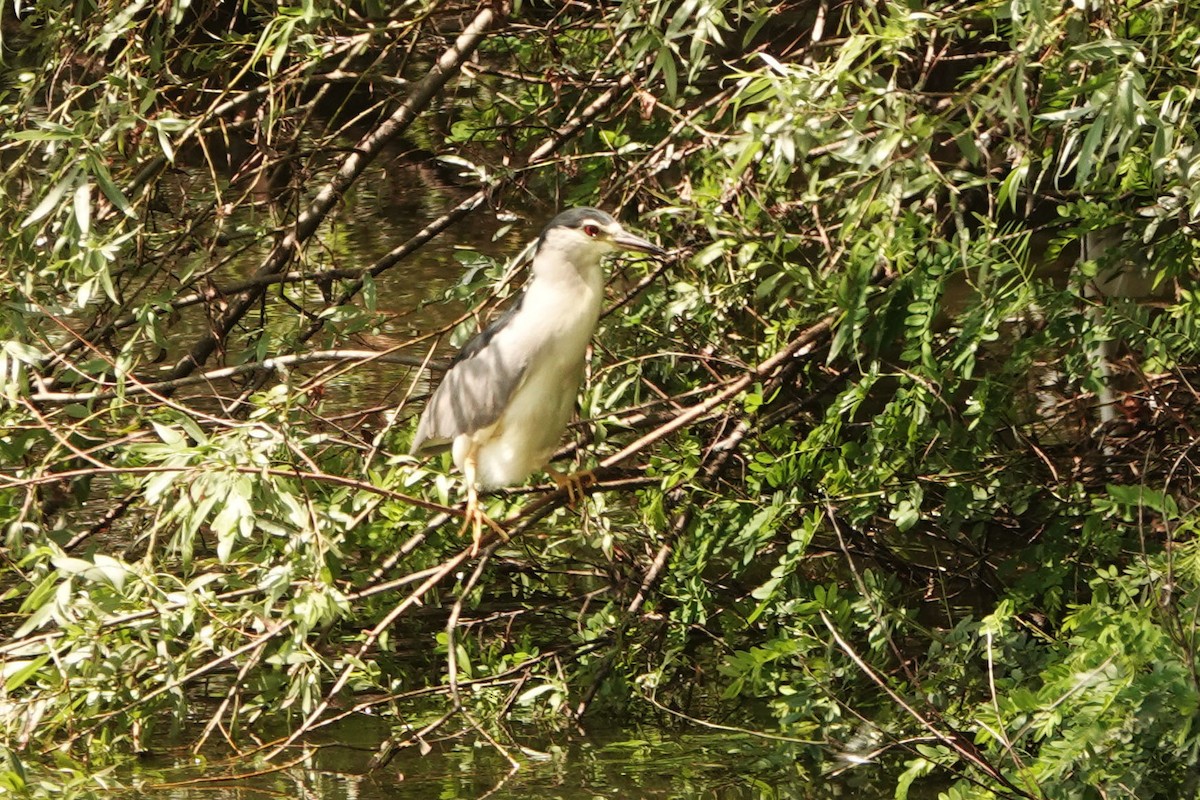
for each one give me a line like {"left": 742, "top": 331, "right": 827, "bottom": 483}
{"left": 20, "top": 170, "right": 77, "bottom": 228}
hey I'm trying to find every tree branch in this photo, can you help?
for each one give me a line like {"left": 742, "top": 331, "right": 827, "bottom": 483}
{"left": 166, "top": 6, "right": 500, "bottom": 383}
{"left": 29, "top": 349, "right": 441, "bottom": 404}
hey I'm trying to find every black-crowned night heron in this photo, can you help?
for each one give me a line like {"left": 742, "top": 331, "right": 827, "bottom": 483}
{"left": 411, "top": 207, "right": 665, "bottom": 552}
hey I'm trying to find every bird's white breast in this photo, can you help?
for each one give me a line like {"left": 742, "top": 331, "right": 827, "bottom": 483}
{"left": 469, "top": 268, "right": 603, "bottom": 488}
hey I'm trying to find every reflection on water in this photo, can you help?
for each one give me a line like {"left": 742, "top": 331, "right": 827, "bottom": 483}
{"left": 128, "top": 720, "right": 845, "bottom": 799}
{"left": 290, "top": 150, "right": 515, "bottom": 413}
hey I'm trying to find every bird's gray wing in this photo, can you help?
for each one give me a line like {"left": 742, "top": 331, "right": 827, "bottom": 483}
{"left": 410, "top": 299, "right": 530, "bottom": 455}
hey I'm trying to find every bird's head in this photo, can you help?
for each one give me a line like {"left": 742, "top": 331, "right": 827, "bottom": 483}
{"left": 533, "top": 207, "right": 665, "bottom": 280}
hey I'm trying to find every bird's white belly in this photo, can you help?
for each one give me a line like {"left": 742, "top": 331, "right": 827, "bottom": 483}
{"left": 470, "top": 294, "right": 598, "bottom": 488}
{"left": 472, "top": 361, "right": 582, "bottom": 488}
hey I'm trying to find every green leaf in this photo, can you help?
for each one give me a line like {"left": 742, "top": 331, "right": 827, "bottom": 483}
{"left": 88, "top": 155, "right": 136, "bottom": 218}
{"left": 21, "top": 169, "right": 77, "bottom": 228}
{"left": 4, "top": 656, "right": 50, "bottom": 692}
{"left": 1106, "top": 484, "right": 1178, "bottom": 517}
{"left": 654, "top": 48, "right": 678, "bottom": 100}
{"left": 1075, "top": 113, "right": 1109, "bottom": 187}
{"left": 151, "top": 421, "right": 185, "bottom": 446}
{"left": 73, "top": 180, "right": 91, "bottom": 236}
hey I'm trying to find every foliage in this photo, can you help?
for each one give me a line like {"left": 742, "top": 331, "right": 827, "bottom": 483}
{"left": 3, "top": 0, "right": 1200, "bottom": 797}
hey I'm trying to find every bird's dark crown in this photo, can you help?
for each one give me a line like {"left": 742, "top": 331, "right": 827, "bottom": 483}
{"left": 541, "top": 207, "right": 617, "bottom": 234}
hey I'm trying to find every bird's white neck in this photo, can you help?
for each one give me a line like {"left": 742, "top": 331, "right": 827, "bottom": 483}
{"left": 533, "top": 230, "right": 610, "bottom": 288}
{"left": 523, "top": 263, "right": 603, "bottom": 324}
{"left": 527, "top": 247, "right": 605, "bottom": 299}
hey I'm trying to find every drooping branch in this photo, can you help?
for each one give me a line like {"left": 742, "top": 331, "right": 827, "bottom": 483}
{"left": 44, "top": 55, "right": 646, "bottom": 393}
{"left": 297, "top": 59, "right": 655, "bottom": 344}
{"left": 166, "top": 6, "right": 501, "bottom": 383}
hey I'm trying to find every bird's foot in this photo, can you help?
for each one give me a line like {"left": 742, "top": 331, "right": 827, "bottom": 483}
{"left": 459, "top": 493, "right": 508, "bottom": 556}
{"left": 547, "top": 468, "right": 598, "bottom": 509}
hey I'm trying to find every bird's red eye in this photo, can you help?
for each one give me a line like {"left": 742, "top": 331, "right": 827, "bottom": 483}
{"left": 583, "top": 224, "right": 600, "bottom": 238}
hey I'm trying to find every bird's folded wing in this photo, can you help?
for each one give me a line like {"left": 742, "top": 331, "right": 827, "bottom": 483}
{"left": 410, "top": 302, "right": 530, "bottom": 455}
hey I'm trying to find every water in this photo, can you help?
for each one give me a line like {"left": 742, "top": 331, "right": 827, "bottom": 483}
{"left": 159, "top": 141, "right": 523, "bottom": 413}
{"left": 121, "top": 721, "right": 862, "bottom": 799}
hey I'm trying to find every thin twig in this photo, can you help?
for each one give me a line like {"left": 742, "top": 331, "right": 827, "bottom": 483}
{"left": 28, "top": 350, "right": 440, "bottom": 404}
{"left": 264, "top": 542, "right": 477, "bottom": 759}
{"left": 167, "top": 7, "right": 500, "bottom": 382}
{"left": 819, "top": 611, "right": 1038, "bottom": 799}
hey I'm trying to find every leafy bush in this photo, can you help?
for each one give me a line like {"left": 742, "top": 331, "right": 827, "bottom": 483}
{"left": 3, "top": 0, "right": 1200, "bottom": 796}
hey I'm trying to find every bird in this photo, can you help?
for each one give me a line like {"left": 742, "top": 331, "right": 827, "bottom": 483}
{"left": 410, "top": 207, "right": 666, "bottom": 553}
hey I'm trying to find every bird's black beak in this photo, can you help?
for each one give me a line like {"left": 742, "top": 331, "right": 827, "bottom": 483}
{"left": 612, "top": 229, "right": 667, "bottom": 257}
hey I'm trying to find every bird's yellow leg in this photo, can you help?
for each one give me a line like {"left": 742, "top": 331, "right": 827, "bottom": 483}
{"left": 460, "top": 454, "right": 507, "bottom": 555}
{"left": 546, "top": 467, "right": 598, "bottom": 508}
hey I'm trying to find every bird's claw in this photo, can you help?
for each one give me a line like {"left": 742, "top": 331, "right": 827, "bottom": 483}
{"left": 548, "top": 468, "right": 598, "bottom": 508}
{"left": 460, "top": 490, "right": 508, "bottom": 556}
